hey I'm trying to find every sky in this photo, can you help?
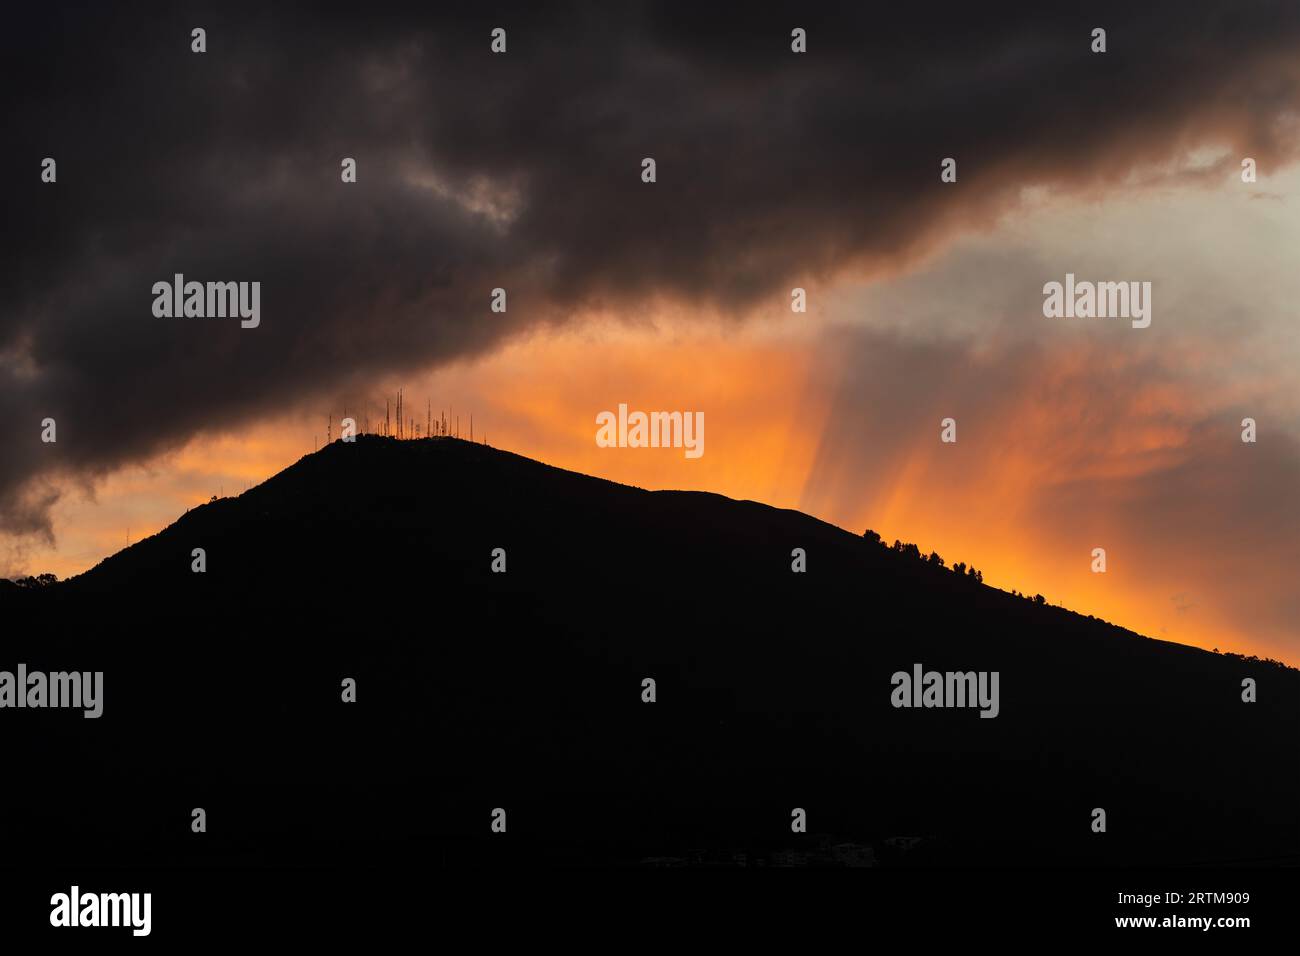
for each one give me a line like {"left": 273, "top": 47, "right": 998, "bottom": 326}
{"left": 3, "top": 2, "right": 1298, "bottom": 662}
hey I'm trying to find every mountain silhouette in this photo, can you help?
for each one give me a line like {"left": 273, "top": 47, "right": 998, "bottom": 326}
{"left": 3, "top": 435, "right": 1297, "bottom": 867}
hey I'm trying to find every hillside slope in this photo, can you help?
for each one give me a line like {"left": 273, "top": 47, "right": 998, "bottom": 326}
{"left": 2, "top": 436, "right": 1296, "bottom": 866}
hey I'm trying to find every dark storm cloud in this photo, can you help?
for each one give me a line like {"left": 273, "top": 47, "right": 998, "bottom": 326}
{"left": 3, "top": 0, "right": 1300, "bottom": 537}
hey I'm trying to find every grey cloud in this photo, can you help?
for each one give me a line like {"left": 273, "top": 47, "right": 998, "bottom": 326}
{"left": 4, "top": 1, "right": 1300, "bottom": 536}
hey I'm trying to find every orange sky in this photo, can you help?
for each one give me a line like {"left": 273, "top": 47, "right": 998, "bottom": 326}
{"left": 18, "top": 315, "right": 1288, "bottom": 665}
{"left": 10, "top": 169, "right": 1298, "bottom": 667}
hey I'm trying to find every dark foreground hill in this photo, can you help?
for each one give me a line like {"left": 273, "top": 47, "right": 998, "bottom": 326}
{"left": 2, "top": 436, "right": 1297, "bottom": 867}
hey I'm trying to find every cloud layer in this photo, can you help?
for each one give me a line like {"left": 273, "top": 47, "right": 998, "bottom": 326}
{"left": 4, "top": 1, "right": 1300, "bottom": 541}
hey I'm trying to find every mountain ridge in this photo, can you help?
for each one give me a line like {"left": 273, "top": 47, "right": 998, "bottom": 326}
{"left": 2, "top": 434, "right": 1297, "bottom": 867}
{"left": 28, "top": 436, "right": 1284, "bottom": 674}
